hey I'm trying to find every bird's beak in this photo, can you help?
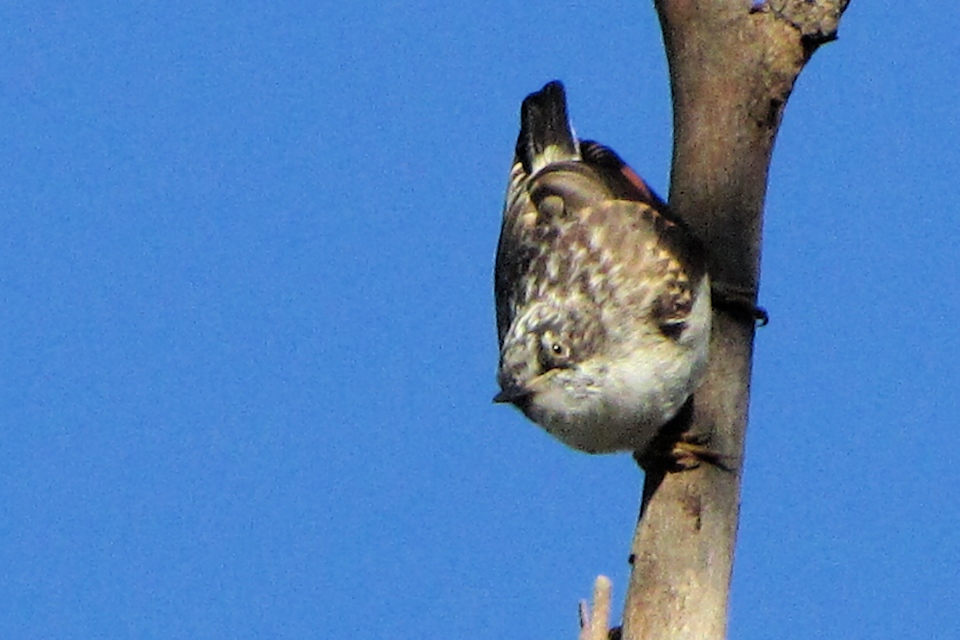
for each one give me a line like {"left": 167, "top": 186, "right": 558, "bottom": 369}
{"left": 493, "top": 383, "right": 532, "bottom": 405}
{"left": 494, "top": 368, "right": 561, "bottom": 405}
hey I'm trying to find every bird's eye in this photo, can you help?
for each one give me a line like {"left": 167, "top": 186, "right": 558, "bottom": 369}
{"left": 539, "top": 334, "right": 572, "bottom": 371}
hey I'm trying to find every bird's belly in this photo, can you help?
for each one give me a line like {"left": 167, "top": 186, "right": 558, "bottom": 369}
{"left": 535, "top": 398, "right": 669, "bottom": 454}
{"left": 529, "top": 339, "right": 707, "bottom": 454}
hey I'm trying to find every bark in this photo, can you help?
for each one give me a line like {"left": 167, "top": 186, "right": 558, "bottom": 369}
{"left": 619, "top": 2, "right": 850, "bottom": 639}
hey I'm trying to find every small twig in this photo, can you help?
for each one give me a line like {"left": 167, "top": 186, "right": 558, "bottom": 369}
{"left": 578, "top": 575, "right": 613, "bottom": 640}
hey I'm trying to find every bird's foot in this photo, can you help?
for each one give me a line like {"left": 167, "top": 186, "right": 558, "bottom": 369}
{"left": 711, "top": 281, "right": 769, "bottom": 327}
{"left": 635, "top": 432, "right": 735, "bottom": 474}
{"left": 669, "top": 434, "right": 736, "bottom": 472}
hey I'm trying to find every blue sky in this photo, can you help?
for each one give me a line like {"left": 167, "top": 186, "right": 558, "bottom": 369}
{"left": 2, "top": 2, "right": 958, "bottom": 638}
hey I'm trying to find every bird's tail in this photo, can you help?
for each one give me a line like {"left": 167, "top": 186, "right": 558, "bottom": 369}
{"left": 516, "top": 81, "right": 579, "bottom": 175}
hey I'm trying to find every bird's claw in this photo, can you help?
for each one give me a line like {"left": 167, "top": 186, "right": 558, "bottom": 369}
{"left": 669, "top": 434, "right": 736, "bottom": 472}
{"left": 635, "top": 432, "right": 736, "bottom": 474}
{"left": 711, "top": 282, "right": 769, "bottom": 327}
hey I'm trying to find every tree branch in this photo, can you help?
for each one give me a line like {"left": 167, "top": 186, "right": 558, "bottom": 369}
{"left": 620, "top": 2, "right": 851, "bottom": 639}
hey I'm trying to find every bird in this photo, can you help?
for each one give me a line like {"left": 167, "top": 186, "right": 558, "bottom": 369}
{"left": 493, "top": 80, "right": 711, "bottom": 459}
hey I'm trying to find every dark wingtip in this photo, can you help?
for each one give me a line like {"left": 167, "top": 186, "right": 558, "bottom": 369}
{"left": 536, "top": 80, "right": 566, "bottom": 107}
{"left": 520, "top": 81, "right": 566, "bottom": 118}
{"left": 516, "top": 80, "right": 577, "bottom": 174}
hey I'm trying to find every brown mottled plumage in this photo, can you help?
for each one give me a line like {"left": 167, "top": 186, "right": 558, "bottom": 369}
{"left": 494, "top": 81, "right": 710, "bottom": 454}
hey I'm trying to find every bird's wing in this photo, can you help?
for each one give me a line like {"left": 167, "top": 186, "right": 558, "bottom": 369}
{"left": 496, "top": 171, "right": 705, "bottom": 347}
{"left": 577, "top": 141, "right": 707, "bottom": 329}
{"left": 495, "top": 155, "right": 620, "bottom": 347}
{"left": 579, "top": 140, "right": 669, "bottom": 211}
{"left": 572, "top": 198, "right": 705, "bottom": 333}
{"left": 494, "top": 160, "right": 538, "bottom": 347}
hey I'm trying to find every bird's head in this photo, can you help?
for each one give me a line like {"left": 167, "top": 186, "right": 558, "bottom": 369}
{"left": 494, "top": 300, "right": 606, "bottom": 416}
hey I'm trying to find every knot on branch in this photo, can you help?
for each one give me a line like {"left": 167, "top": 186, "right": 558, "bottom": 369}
{"left": 754, "top": 0, "right": 851, "bottom": 51}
